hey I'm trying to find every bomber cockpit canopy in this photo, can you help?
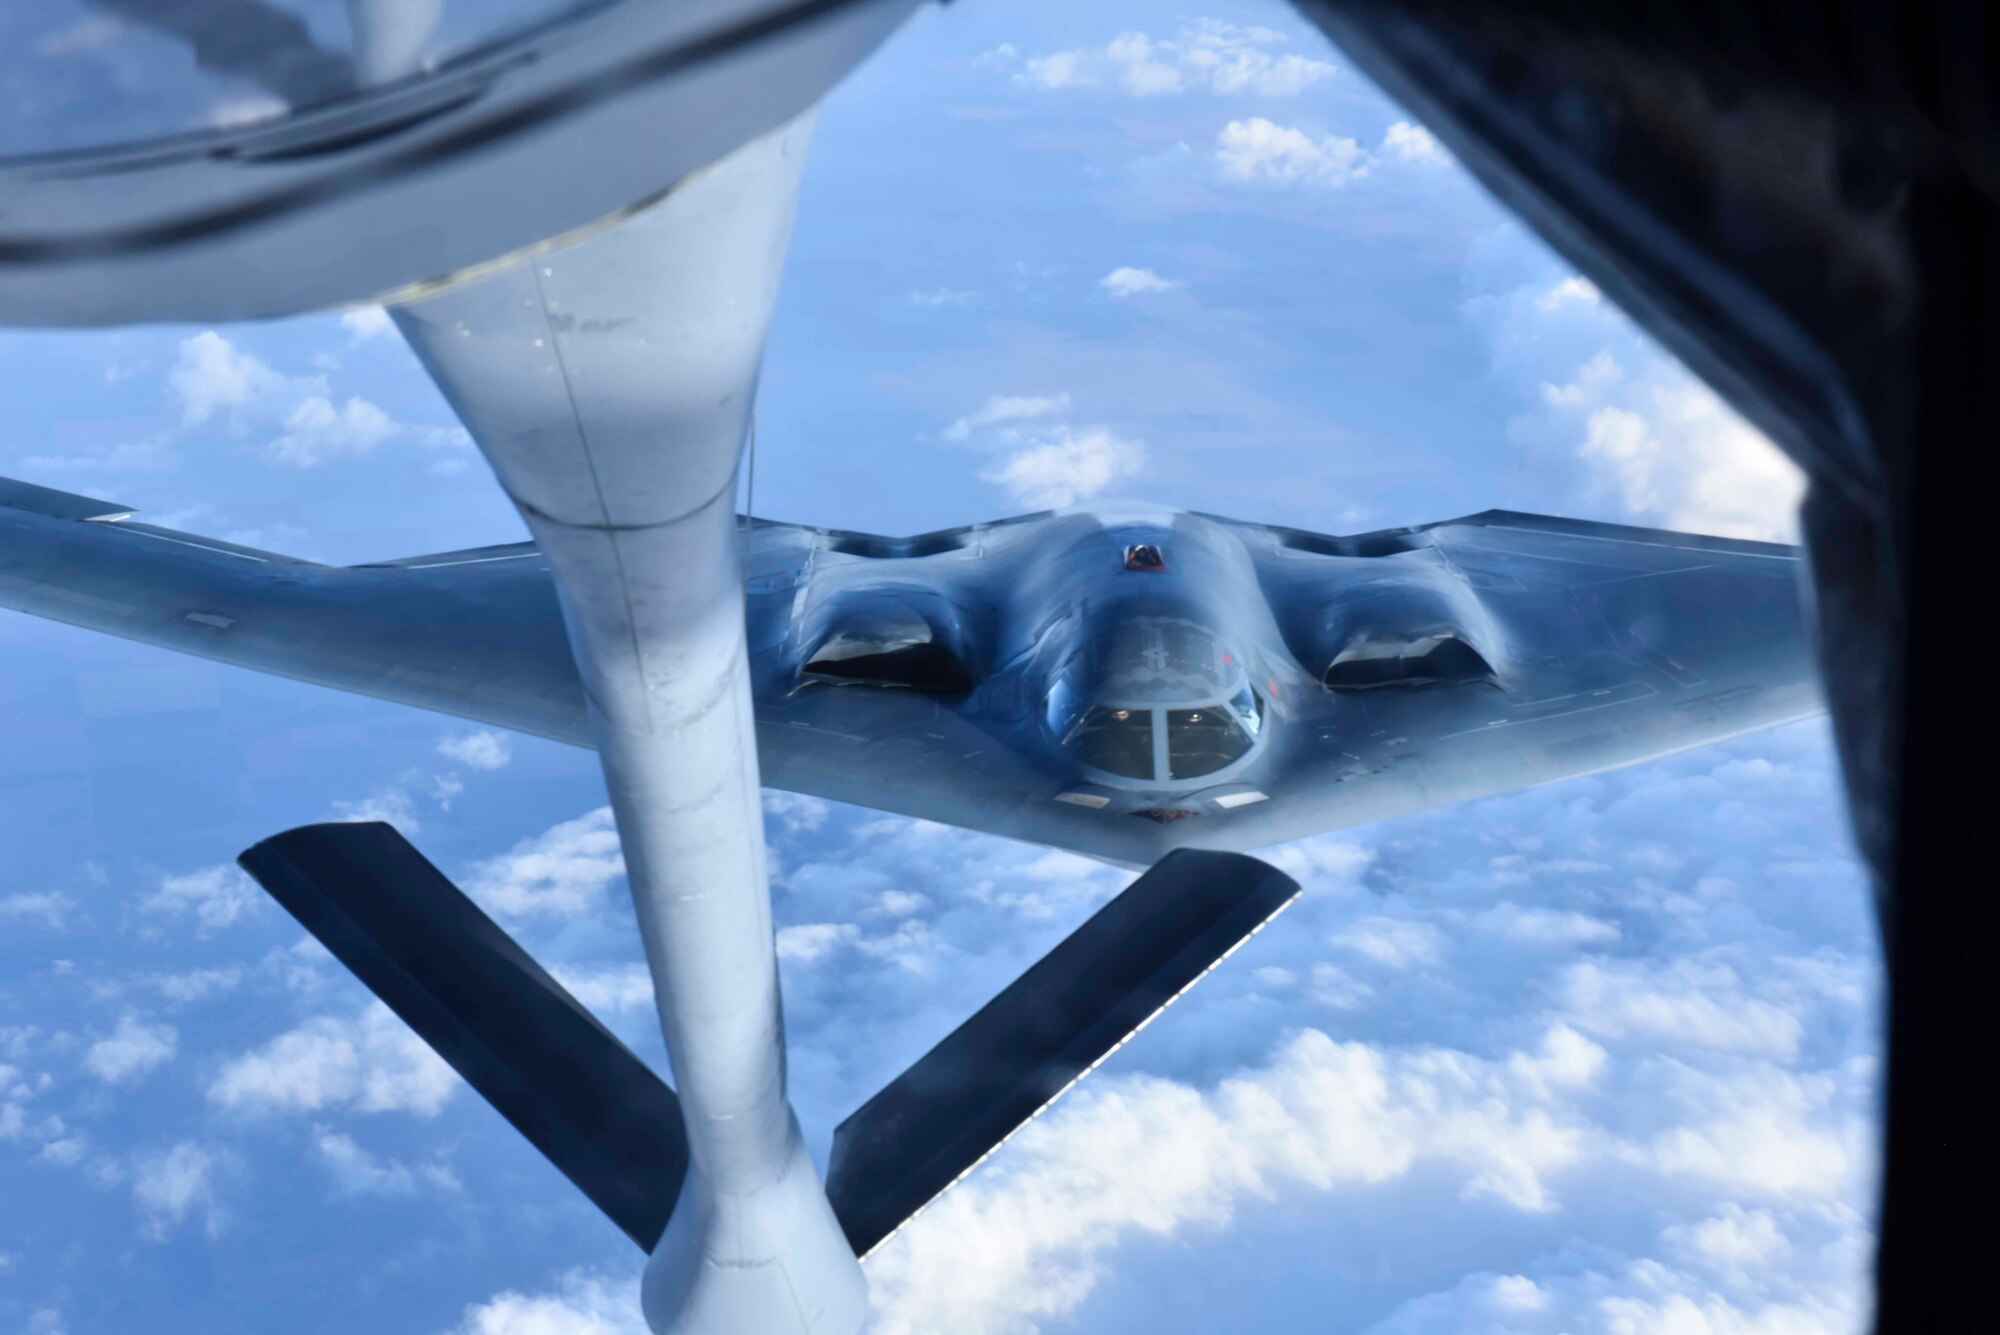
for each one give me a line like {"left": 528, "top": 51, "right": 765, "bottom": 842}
{"left": 1045, "top": 615, "right": 1268, "bottom": 784}
{"left": 1047, "top": 681, "right": 1265, "bottom": 783}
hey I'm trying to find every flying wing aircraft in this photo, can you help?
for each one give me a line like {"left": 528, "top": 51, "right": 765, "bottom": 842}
{"left": 0, "top": 481, "right": 1820, "bottom": 869}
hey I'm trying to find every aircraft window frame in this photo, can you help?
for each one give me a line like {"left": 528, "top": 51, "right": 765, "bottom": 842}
{"left": 1225, "top": 683, "right": 1264, "bottom": 740}
{"left": 1045, "top": 676, "right": 1086, "bottom": 743}
{"left": 1123, "top": 543, "right": 1166, "bottom": 572}
{"left": 1165, "top": 699, "right": 1258, "bottom": 780}
{"left": 1064, "top": 704, "right": 1157, "bottom": 781}
{"left": 1054, "top": 685, "right": 1267, "bottom": 785}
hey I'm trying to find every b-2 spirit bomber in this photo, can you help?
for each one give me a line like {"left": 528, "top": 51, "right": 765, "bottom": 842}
{"left": 0, "top": 483, "right": 1818, "bottom": 869}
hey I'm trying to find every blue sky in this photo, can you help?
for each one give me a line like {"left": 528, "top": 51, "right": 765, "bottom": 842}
{"left": 0, "top": 3, "right": 1877, "bottom": 1333}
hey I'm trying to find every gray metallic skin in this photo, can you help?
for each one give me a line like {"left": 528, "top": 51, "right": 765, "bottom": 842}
{"left": 0, "top": 489, "right": 1822, "bottom": 870}
{"left": 0, "top": 0, "right": 924, "bottom": 325}
{"left": 390, "top": 118, "right": 866, "bottom": 1334}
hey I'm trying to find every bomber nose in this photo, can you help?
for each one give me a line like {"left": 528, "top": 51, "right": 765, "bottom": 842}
{"left": 1047, "top": 614, "right": 1269, "bottom": 786}
{"left": 1092, "top": 614, "right": 1238, "bottom": 705}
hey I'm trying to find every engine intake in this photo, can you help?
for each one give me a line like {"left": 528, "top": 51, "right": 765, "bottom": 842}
{"left": 1322, "top": 634, "right": 1498, "bottom": 690}
{"left": 798, "top": 593, "right": 976, "bottom": 694}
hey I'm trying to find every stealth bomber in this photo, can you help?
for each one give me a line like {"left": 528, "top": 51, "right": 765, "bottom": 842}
{"left": 0, "top": 482, "right": 1819, "bottom": 869}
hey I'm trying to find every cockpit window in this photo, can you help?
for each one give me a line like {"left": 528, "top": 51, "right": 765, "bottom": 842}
{"left": 1124, "top": 543, "right": 1165, "bottom": 572}
{"left": 1045, "top": 676, "right": 1085, "bottom": 741}
{"left": 1224, "top": 683, "right": 1263, "bottom": 739}
{"left": 1068, "top": 706, "right": 1155, "bottom": 780}
{"left": 1051, "top": 671, "right": 1265, "bottom": 784}
{"left": 1168, "top": 687, "right": 1262, "bottom": 779}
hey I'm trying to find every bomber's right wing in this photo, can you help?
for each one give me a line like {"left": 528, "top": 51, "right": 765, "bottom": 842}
{"left": 0, "top": 478, "right": 1130, "bottom": 855}
{"left": 0, "top": 475, "right": 591, "bottom": 745}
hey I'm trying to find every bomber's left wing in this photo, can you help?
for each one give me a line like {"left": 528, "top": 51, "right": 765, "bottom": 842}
{"left": 1177, "top": 507, "right": 1827, "bottom": 854}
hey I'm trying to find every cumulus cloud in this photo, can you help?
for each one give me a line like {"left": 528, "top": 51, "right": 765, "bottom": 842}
{"left": 18, "top": 437, "right": 176, "bottom": 476}
{"left": 313, "top": 1128, "right": 459, "bottom": 1197}
{"left": 437, "top": 730, "right": 513, "bottom": 772}
{"left": 943, "top": 392, "right": 1147, "bottom": 510}
{"left": 1481, "top": 263, "right": 1807, "bottom": 541}
{"left": 855, "top": 919, "right": 945, "bottom": 976}
{"left": 147, "top": 966, "right": 245, "bottom": 1004}
{"left": 330, "top": 784, "right": 423, "bottom": 833}
{"left": 326, "top": 757, "right": 496, "bottom": 834}
{"left": 1208, "top": 115, "right": 1464, "bottom": 188}
{"left": 775, "top": 922, "right": 861, "bottom": 962}
{"left": 1100, "top": 266, "right": 1177, "bottom": 297}
{"left": 1562, "top": 957, "right": 1807, "bottom": 1060}
{"left": 763, "top": 791, "right": 830, "bottom": 837}
{"left": 39, "top": 1135, "right": 91, "bottom": 1169}
{"left": 805, "top": 819, "right": 1127, "bottom": 928}
{"left": 1, "top": 1060, "right": 47, "bottom": 1145}
{"left": 550, "top": 964, "right": 655, "bottom": 1015}
{"left": 998, "top": 21, "right": 1337, "bottom": 98}
{"left": 1382, "top": 120, "right": 1452, "bottom": 166}
{"left": 464, "top": 807, "right": 626, "bottom": 919}
{"left": 868, "top": 1025, "right": 1601, "bottom": 1332}
{"left": 1017, "top": 48, "right": 1087, "bottom": 89}
{"left": 944, "top": 393, "right": 1072, "bottom": 443}
{"left": 1332, "top": 916, "right": 1448, "bottom": 970}
{"left": 168, "top": 331, "right": 323, "bottom": 429}
{"left": 1366, "top": 1242, "right": 1864, "bottom": 1334}
{"left": 1216, "top": 117, "right": 1369, "bottom": 185}
{"left": 0, "top": 891, "right": 74, "bottom": 928}
{"left": 83, "top": 1016, "right": 178, "bottom": 1085}
{"left": 1664, "top": 1203, "right": 1792, "bottom": 1282}
{"left": 340, "top": 306, "right": 395, "bottom": 344}
{"left": 431, "top": 773, "right": 467, "bottom": 810}
{"left": 870, "top": 890, "right": 931, "bottom": 919}
{"left": 265, "top": 395, "right": 399, "bottom": 467}
{"left": 1568, "top": 367, "right": 1806, "bottom": 541}
{"left": 980, "top": 425, "right": 1146, "bottom": 509}
{"left": 864, "top": 1001, "right": 1868, "bottom": 1333}
{"left": 142, "top": 863, "right": 262, "bottom": 933}
{"left": 208, "top": 1005, "right": 457, "bottom": 1117}
{"left": 132, "top": 1142, "right": 224, "bottom": 1236}
{"left": 1537, "top": 275, "right": 1602, "bottom": 312}
{"left": 1263, "top": 835, "right": 1375, "bottom": 890}
{"left": 454, "top": 1271, "right": 645, "bottom": 1335}
{"left": 765, "top": 809, "right": 1153, "bottom": 1135}
{"left": 1637, "top": 1061, "right": 1866, "bottom": 1199}
{"left": 165, "top": 329, "right": 464, "bottom": 469}
{"left": 1468, "top": 903, "right": 1621, "bottom": 947}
